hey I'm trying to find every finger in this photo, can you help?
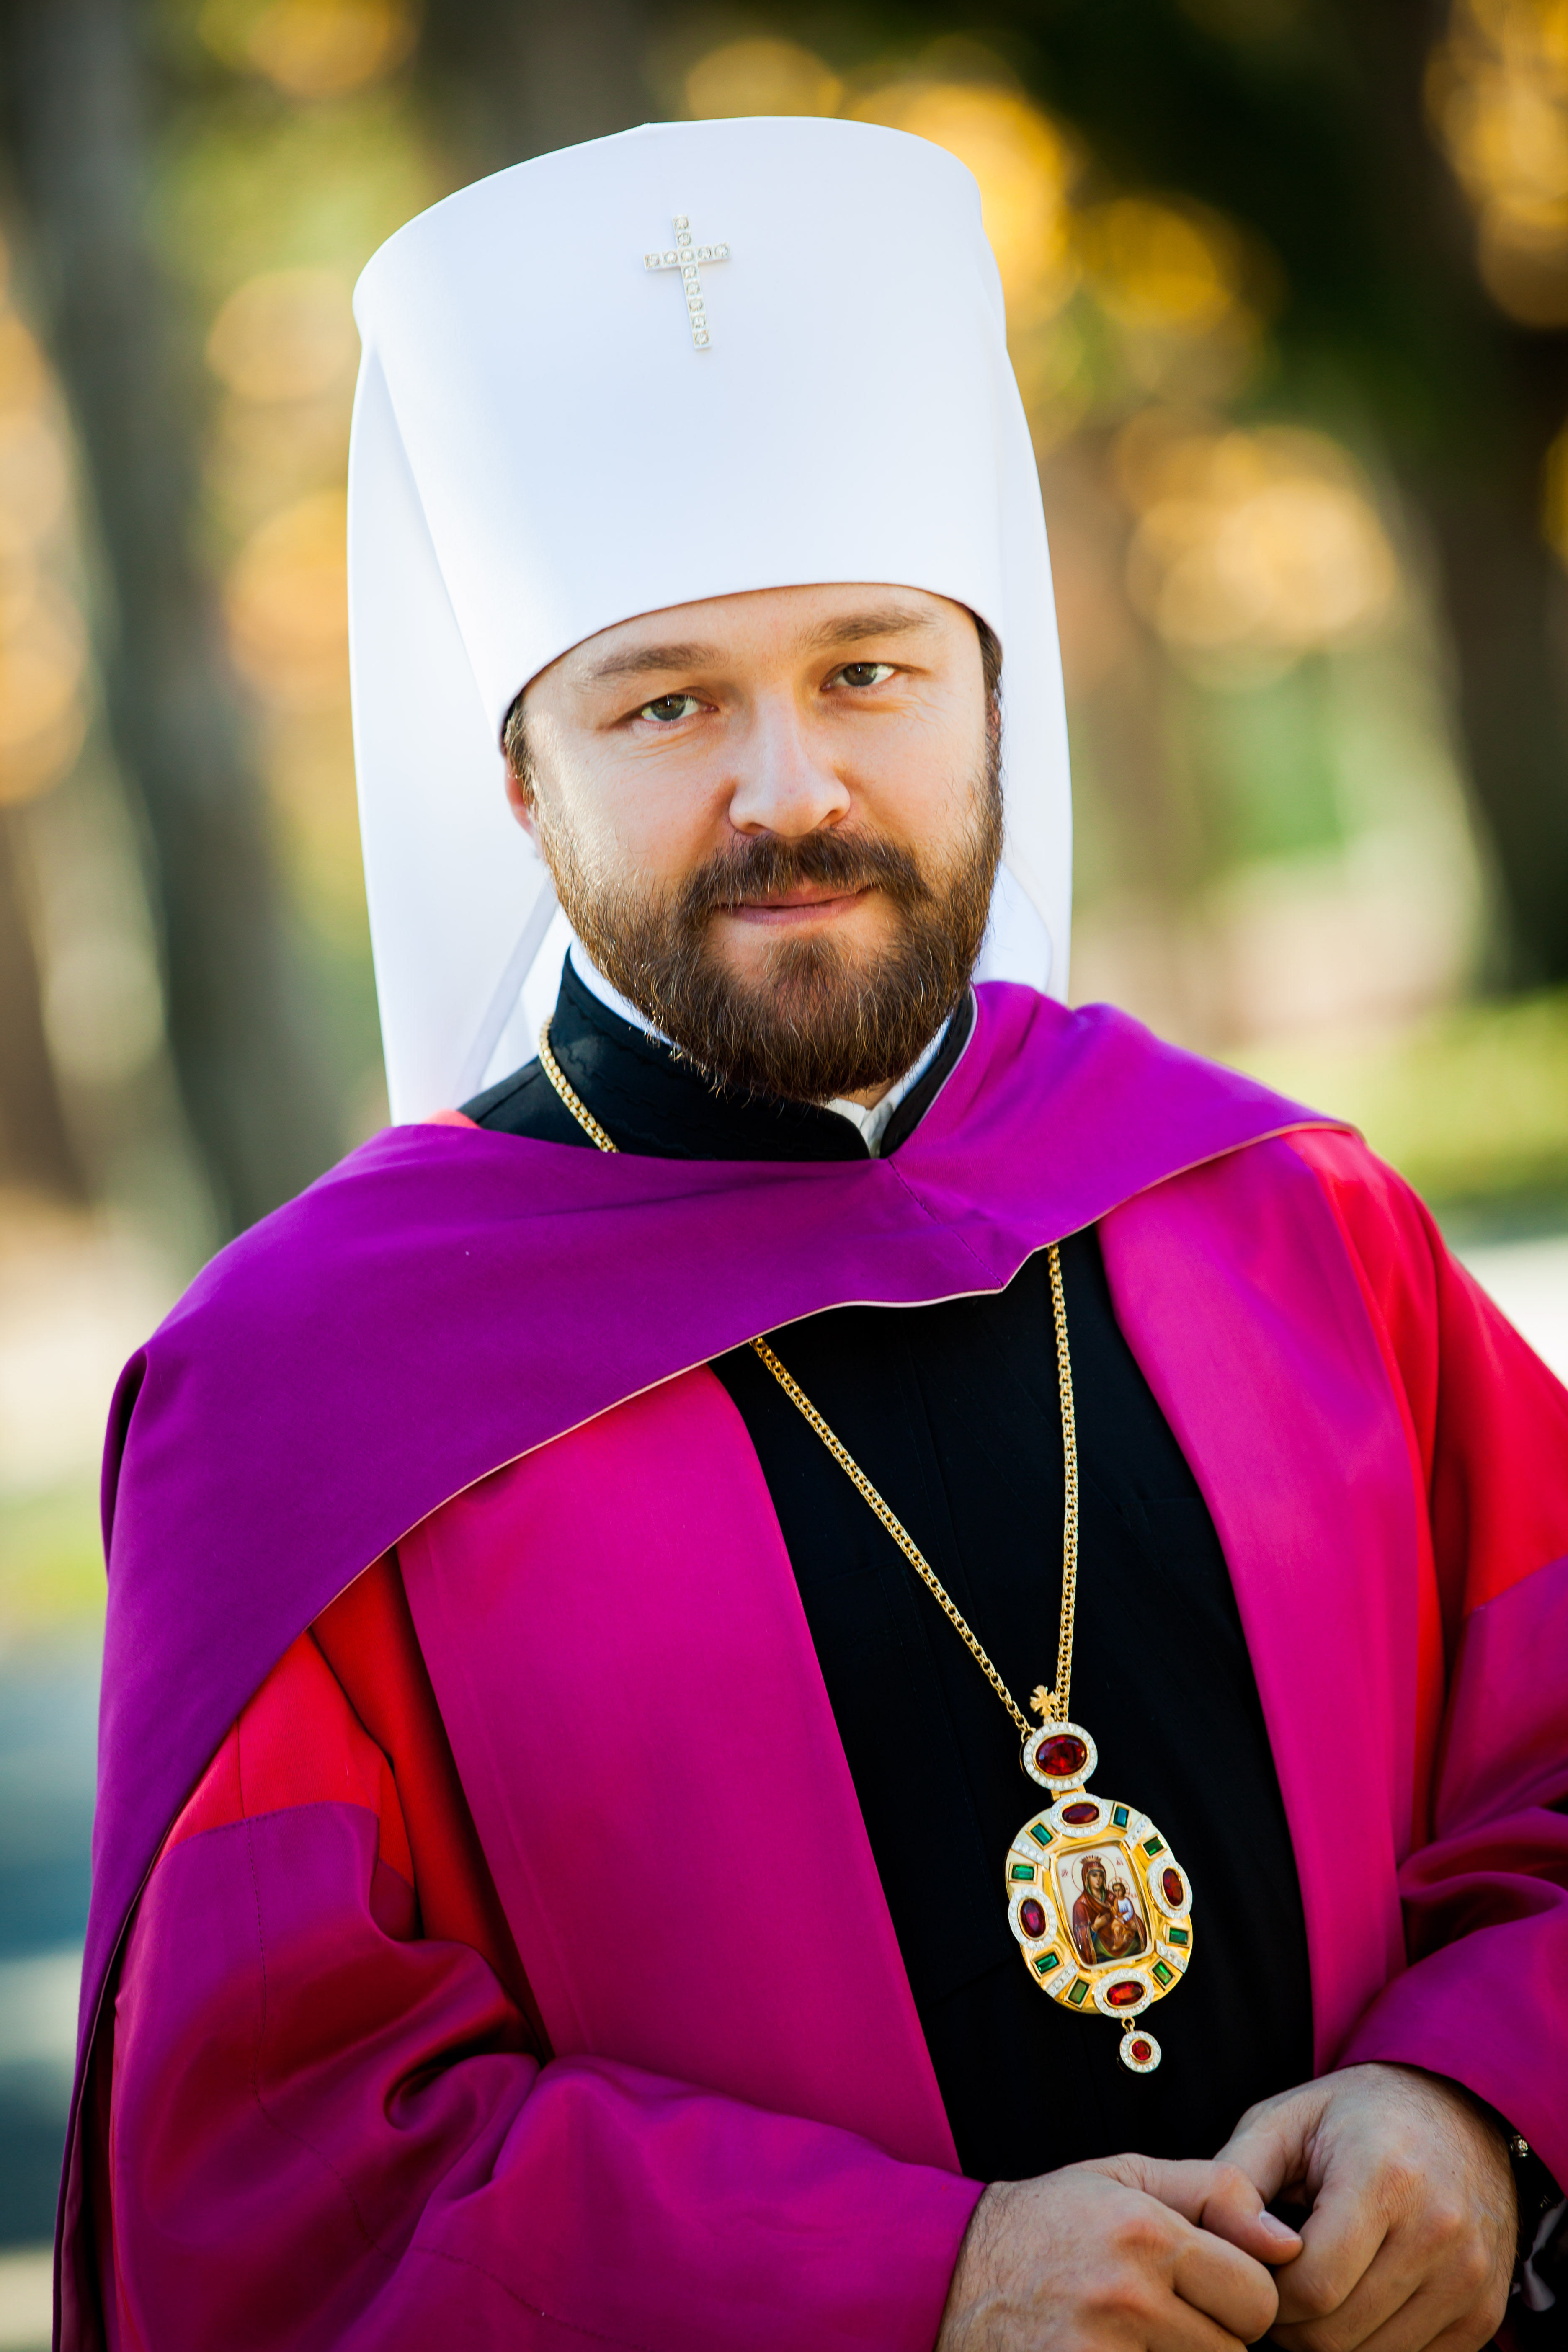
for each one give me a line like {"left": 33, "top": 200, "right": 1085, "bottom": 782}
{"left": 1140, "top": 2301, "right": 1254, "bottom": 2352}
{"left": 1216, "top": 2104, "right": 1315, "bottom": 2210}
{"left": 1116, "top": 2152, "right": 1302, "bottom": 2267}
{"left": 1273, "top": 2283, "right": 1474, "bottom": 2352}
{"left": 1365, "top": 2293, "right": 1514, "bottom": 2352}
{"left": 1271, "top": 2168, "right": 1390, "bottom": 2330}
{"left": 1107, "top": 2153, "right": 1249, "bottom": 2224}
{"left": 1169, "top": 2221, "right": 1282, "bottom": 2347}
{"left": 1197, "top": 2160, "right": 1304, "bottom": 2267}
{"left": 1275, "top": 2231, "right": 1494, "bottom": 2352}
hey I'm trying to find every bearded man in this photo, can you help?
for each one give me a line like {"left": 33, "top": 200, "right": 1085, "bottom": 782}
{"left": 59, "top": 119, "right": 1565, "bottom": 2352}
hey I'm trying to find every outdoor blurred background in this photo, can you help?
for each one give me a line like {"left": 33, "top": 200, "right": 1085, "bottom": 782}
{"left": 3, "top": 0, "right": 1568, "bottom": 2325}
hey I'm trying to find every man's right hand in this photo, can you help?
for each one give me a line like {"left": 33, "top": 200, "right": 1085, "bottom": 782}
{"left": 935, "top": 2153, "right": 1301, "bottom": 2351}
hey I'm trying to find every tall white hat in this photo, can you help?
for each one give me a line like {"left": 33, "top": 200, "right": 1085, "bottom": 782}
{"left": 349, "top": 115, "right": 1072, "bottom": 1121}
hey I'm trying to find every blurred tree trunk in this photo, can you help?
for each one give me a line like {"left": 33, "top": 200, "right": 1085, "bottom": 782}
{"left": 1421, "top": 477, "right": 1568, "bottom": 983}
{"left": 0, "top": 0, "right": 340, "bottom": 1234}
{"left": 1350, "top": 0, "right": 1568, "bottom": 985}
{"left": 0, "top": 810, "right": 83, "bottom": 1195}
{"left": 418, "top": 0, "right": 651, "bottom": 173}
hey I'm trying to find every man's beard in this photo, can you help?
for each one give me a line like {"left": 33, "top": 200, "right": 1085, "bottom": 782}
{"left": 532, "top": 735, "right": 1003, "bottom": 1104}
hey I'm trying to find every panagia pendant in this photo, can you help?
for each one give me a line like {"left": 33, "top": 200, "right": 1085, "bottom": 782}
{"left": 1004, "top": 1719, "right": 1194, "bottom": 2073}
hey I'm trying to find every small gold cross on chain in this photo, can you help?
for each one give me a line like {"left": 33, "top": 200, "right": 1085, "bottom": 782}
{"left": 642, "top": 215, "right": 730, "bottom": 349}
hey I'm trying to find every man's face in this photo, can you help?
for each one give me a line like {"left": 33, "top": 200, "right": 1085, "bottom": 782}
{"left": 509, "top": 582, "right": 1001, "bottom": 1104}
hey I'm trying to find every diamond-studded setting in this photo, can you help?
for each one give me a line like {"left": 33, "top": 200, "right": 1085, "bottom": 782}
{"left": 1049, "top": 1792, "right": 1108, "bottom": 1836}
{"left": 1093, "top": 1968, "right": 1153, "bottom": 2018}
{"left": 1151, "top": 1858, "right": 1191, "bottom": 1922}
{"left": 1120, "top": 2029, "right": 1162, "bottom": 2073}
{"left": 1008, "top": 1878, "right": 1064, "bottom": 1957}
{"left": 1022, "top": 1717, "right": 1098, "bottom": 1792}
{"left": 642, "top": 213, "right": 731, "bottom": 348}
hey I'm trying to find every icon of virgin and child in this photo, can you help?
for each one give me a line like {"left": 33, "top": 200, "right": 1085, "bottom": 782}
{"left": 1059, "top": 1847, "right": 1150, "bottom": 1966}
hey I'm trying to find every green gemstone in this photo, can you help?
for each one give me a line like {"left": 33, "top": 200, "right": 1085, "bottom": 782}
{"left": 1009, "top": 1863, "right": 1036, "bottom": 1883}
{"left": 1153, "top": 1960, "right": 1174, "bottom": 1986}
{"left": 1068, "top": 1978, "right": 1090, "bottom": 2006}
{"left": 1028, "top": 1823, "right": 1055, "bottom": 1849}
{"left": 1112, "top": 1805, "right": 1129, "bottom": 1828}
{"left": 1034, "top": 1951, "right": 1060, "bottom": 1976}
{"left": 1168, "top": 1927, "right": 1189, "bottom": 1947}
{"left": 1143, "top": 1837, "right": 1165, "bottom": 1857}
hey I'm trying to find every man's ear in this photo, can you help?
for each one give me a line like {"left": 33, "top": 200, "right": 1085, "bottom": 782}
{"left": 503, "top": 762, "right": 539, "bottom": 843}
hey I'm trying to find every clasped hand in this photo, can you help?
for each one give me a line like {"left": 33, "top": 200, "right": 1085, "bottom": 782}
{"left": 936, "top": 2064, "right": 1515, "bottom": 2352}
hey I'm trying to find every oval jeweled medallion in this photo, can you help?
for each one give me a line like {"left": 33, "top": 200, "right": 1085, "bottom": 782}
{"left": 1004, "top": 1718, "right": 1194, "bottom": 2071}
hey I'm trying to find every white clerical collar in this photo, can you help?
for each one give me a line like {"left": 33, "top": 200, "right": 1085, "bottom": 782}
{"left": 567, "top": 943, "right": 949, "bottom": 1159}
{"left": 568, "top": 943, "right": 668, "bottom": 1043}
{"left": 824, "top": 1026, "right": 949, "bottom": 1157}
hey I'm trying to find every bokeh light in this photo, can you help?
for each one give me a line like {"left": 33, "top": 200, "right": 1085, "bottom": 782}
{"left": 1118, "top": 419, "right": 1400, "bottom": 678}
{"left": 0, "top": 246, "right": 89, "bottom": 808}
{"left": 684, "top": 38, "right": 844, "bottom": 119}
{"left": 1429, "top": 0, "right": 1568, "bottom": 323}
{"left": 1075, "top": 197, "right": 1265, "bottom": 403}
{"left": 850, "top": 76, "right": 1081, "bottom": 318}
{"left": 206, "top": 267, "right": 360, "bottom": 403}
{"left": 197, "top": 0, "right": 418, "bottom": 100}
{"left": 224, "top": 488, "right": 350, "bottom": 709}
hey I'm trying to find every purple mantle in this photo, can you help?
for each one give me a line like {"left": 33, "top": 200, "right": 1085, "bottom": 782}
{"left": 79, "top": 986, "right": 1321, "bottom": 2210}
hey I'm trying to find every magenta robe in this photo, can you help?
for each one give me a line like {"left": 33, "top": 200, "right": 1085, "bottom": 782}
{"left": 67, "top": 991, "right": 1568, "bottom": 2349}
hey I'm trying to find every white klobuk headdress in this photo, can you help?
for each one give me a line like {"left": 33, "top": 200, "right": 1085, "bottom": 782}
{"left": 350, "top": 115, "right": 1072, "bottom": 1121}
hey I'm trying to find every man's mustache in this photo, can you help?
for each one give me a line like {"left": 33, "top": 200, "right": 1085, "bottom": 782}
{"left": 676, "top": 830, "right": 933, "bottom": 924}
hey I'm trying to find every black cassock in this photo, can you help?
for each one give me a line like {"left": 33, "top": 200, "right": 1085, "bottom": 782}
{"left": 465, "top": 954, "right": 1313, "bottom": 2179}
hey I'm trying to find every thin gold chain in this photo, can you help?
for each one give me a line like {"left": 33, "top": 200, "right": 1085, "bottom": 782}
{"left": 747, "top": 1331, "right": 1034, "bottom": 1733}
{"left": 538, "top": 1019, "right": 620, "bottom": 1155}
{"left": 537, "top": 1016, "right": 1081, "bottom": 1733}
{"left": 1044, "top": 1239, "right": 1079, "bottom": 1724}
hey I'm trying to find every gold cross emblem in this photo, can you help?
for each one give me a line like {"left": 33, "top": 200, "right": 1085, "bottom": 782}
{"left": 642, "top": 214, "right": 731, "bottom": 349}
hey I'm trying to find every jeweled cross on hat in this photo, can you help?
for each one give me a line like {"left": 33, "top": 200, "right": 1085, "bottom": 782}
{"left": 642, "top": 214, "right": 730, "bottom": 348}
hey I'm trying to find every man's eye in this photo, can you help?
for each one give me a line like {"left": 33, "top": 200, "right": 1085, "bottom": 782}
{"left": 637, "top": 693, "right": 702, "bottom": 724}
{"left": 834, "top": 662, "right": 896, "bottom": 689}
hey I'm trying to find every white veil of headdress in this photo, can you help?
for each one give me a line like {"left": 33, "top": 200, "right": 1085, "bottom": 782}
{"left": 349, "top": 115, "right": 1071, "bottom": 1121}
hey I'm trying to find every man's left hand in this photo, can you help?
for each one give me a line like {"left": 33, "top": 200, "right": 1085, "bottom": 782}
{"left": 1207, "top": 2062, "right": 1515, "bottom": 2352}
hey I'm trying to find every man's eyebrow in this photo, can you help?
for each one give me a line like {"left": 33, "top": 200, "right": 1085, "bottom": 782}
{"left": 801, "top": 606, "right": 941, "bottom": 652}
{"left": 581, "top": 640, "right": 720, "bottom": 684}
{"left": 580, "top": 606, "right": 941, "bottom": 686}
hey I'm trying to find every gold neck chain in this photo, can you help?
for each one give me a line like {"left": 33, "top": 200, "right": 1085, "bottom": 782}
{"left": 536, "top": 1017, "right": 1082, "bottom": 1733}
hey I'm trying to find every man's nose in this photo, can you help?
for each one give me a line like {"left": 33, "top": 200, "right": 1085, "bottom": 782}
{"left": 725, "top": 699, "right": 851, "bottom": 838}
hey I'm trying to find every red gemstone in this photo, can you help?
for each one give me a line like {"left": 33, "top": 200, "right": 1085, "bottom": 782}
{"left": 1035, "top": 1733, "right": 1088, "bottom": 1778}
{"left": 1161, "top": 1868, "right": 1185, "bottom": 1907}
{"left": 1061, "top": 1800, "right": 1099, "bottom": 1825}
{"left": 1130, "top": 2037, "right": 1153, "bottom": 2063}
{"left": 1106, "top": 1980, "right": 1144, "bottom": 2008}
{"left": 1019, "top": 1898, "right": 1047, "bottom": 1939}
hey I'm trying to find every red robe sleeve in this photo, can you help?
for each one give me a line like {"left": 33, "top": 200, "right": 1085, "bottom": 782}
{"left": 93, "top": 1556, "right": 978, "bottom": 2352}
{"left": 1290, "top": 1131, "right": 1568, "bottom": 2170}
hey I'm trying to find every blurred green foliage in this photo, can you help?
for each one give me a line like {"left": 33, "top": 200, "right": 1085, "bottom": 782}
{"left": 1243, "top": 984, "right": 1568, "bottom": 1222}
{"left": 0, "top": 1485, "right": 104, "bottom": 1642}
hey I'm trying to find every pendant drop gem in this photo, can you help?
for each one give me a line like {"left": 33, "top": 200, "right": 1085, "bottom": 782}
{"left": 1003, "top": 1709, "right": 1194, "bottom": 2072}
{"left": 1120, "top": 2027, "right": 1161, "bottom": 2074}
